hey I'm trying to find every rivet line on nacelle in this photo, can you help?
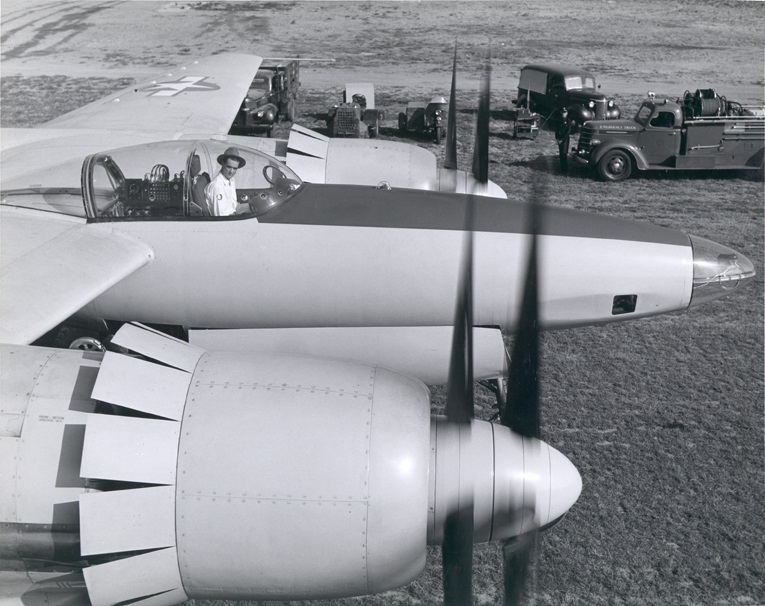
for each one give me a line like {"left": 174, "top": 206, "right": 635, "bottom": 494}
{"left": 178, "top": 494, "right": 366, "bottom": 504}
{"left": 191, "top": 380, "right": 374, "bottom": 398}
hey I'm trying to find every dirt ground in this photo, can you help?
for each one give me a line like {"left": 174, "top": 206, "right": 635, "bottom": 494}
{"left": 1, "top": 1, "right": 763, "bottom": 606}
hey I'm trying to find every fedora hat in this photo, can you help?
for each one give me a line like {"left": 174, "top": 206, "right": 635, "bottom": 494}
{"left": 217, "top": 147, "right": 247, "bottom": 168}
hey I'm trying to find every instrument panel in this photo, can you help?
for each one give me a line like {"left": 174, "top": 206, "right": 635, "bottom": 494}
{"left": 123, "top": 178, "right": 184, "bottom": 217}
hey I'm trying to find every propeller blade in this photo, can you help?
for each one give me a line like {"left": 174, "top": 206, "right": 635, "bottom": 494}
{"left": 501, "top": 182, "right": 542, "bottom": 439}
{"left": 441, "top": 57, "right": 487, "bottom": 603}
{"left": 445, "top": 195, "right": 475, "bottom": 424}
{"left": 471, "top": 49, "right": 491, "bottom": 185}
{"left": 444, "top": 45, "right": 458, "bottom": 171}
{"left": 501, "top": 180, "right": 544, "bottom": 605}
{"left": 441, "top": 199, "right": 475, "bottom": 603}
{"left": 503, "top": 530, "right": 537, "bottom": 606}
{"left": 442, "top": 504, "right": 475, "bottom": 606}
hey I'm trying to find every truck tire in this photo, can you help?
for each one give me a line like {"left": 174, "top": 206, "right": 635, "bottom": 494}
{"left": 598, "top": 150, "right": 632, "bottom": 182}
{"left": 398, "top": 113, "right": 407, "bottom": 134}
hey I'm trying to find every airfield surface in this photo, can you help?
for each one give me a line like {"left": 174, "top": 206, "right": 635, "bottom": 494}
{"left": 1, "top": 1, "right": 763, "bottom": 605}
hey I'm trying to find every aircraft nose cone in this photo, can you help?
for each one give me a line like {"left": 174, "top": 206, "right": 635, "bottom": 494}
{"left": 545, "top": 443, "right": 583, "bottom": 525}
{"left": 689, "top": 235, "right": 756, "bottom": 307}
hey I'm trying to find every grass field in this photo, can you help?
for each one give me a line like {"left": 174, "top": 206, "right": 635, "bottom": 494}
{"left": 1, "top": 1, "right": 763, "bottom": 605}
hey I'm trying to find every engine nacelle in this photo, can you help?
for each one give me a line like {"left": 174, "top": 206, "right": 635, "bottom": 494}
{"left": 175, "top": 352, "right": 431, "bottom": 600}
{"left": 282, "top": 125, "right": 507, "bottom": 197}
{"left": 1, "top": 325, "right": 581, "bottom": 606}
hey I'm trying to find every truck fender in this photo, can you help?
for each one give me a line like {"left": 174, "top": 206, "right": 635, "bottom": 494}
{"left": 591, "top": 142, "right": 649, "bottom": 171}
{"left": 247, "top": 103, "right": 279, "bottom": 125}
{"left": 567, "top": 106, "right": 592, "bottom": 127}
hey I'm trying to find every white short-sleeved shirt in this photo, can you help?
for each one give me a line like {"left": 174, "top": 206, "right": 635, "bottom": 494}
{"left": 204, "top": 171, "right": 238, "bottom": 216}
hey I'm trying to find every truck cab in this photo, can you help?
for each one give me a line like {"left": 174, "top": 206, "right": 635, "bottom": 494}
{"left": 633, "top": 99, "right": 684, "bottom": 165}
{"left": 515, "top": 64, "right": 620, "bottom": 129}
{"left": 231, "top": 62, "right": 300, "bottom": 137}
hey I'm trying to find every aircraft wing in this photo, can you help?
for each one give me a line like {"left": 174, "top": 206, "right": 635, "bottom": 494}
{"left": 0, "top": 208, "right": 154, "bottom": 345}
{"left": 43, "top": 53, "right": 262, "bottom": 137}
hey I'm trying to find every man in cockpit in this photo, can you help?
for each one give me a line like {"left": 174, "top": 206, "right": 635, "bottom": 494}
{"left": 205, "top": 147, "right": 251, "bottom": 216}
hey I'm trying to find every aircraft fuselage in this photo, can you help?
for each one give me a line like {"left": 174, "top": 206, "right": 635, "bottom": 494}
{"left": 79, "top": 184, "right": 695, "bottom": 331}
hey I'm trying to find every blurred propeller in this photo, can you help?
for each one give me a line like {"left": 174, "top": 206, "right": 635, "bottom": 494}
{"left": 500, "top": 178, "right": 545, "bottom": 606}
{"left": 471, "top": 49, "right": 491, "bottom": 187}
{"left": 501, "top": 182, "right": 541, "bottom": 439}
{"left": 441, "top": 47, "right": 493, "bottom": 606}
{"left": 441, "top": 145, "right": 475, "bottom": 606}
{"left": 441, "top": 195, "right": 475, "bottom": 606}
{"left": 503, "top": 530, "right": 538, "bottom": 606}
{"left": 444, "top": 45, "right": 458, "bottom": 171}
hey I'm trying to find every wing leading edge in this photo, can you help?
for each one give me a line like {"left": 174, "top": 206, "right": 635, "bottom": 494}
{"left": 42, "top": 53, "right": 263, "bottom": 138}
{"left": 0, "top": 208, "right": 154, "bottom": 345}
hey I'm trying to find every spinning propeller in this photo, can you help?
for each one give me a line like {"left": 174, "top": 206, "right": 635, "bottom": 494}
{"left": 440, "top": 47, "right": 547, "bottom": 606}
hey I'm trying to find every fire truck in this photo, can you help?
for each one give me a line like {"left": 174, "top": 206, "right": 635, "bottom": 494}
{"left": 573, "top": 89, "right": 764, "bottom": 181}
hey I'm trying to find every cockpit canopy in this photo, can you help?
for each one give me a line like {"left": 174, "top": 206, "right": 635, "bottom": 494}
{"left": 81, "top": 140, "right": 302, "bottom": 220}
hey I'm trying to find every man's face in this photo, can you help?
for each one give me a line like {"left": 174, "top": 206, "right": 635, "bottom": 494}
{"left": 222, "top": 159, "right": 239, "bottom": 180}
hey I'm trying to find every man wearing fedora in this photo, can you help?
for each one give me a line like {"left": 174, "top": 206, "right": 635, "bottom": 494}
{"left": 205, "top": 147, "right": 251, "bottom": 216}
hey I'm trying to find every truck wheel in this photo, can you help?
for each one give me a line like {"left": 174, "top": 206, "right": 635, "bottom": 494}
{"left": 398, "top": 113, "right": 407, "bottom": 134}
{"left": 598, "top": 150, "right": 632, "bottom": 182}
{"left": 369, "top": 125, "right": 379, "bottom": 139}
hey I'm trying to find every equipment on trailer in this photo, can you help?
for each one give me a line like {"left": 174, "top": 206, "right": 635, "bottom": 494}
{"left": 513, "top": 107, "right": 540, "bottom": 140}
{"left": 398, "top": 96, "right": 449, "bottom": 144}
{"left": 326, "top": 83, "right": 385, "bottom": 138}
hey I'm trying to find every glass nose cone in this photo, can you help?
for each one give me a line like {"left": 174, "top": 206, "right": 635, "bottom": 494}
{"left": 689, "top": 235, "right": 756, "bottom": 308}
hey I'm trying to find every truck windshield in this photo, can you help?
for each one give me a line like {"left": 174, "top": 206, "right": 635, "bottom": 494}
{"left": 634, "top": 104, "right": 654, "bottom": 126}
{"left": 564, "top": 75, "right": 596, "bottom": 90}
{"left": 250, "top": 76, "right": 271, "bottom": 92}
